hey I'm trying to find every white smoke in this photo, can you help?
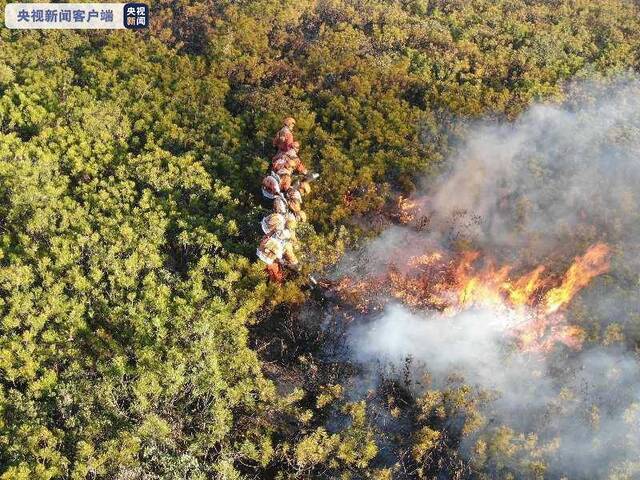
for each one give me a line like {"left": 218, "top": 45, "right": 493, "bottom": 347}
{"left": 342, "top": 78, "right": 640, "bottom": 477}
{"left": 349, "top": 304, "right": 640, "bottom": 477}
{"left": 352, "top": 305, "right": 517, "bottom": 381}
{"left": 350, "top": 304, "right": 554, "bottom": 407}
{"left": 421, "top": 78, "right": 640, "bottom": 259}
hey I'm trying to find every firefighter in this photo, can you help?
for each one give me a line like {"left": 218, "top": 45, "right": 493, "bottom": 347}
{"left": 257, "top": 235, "right": 283, "bottom": 264}
{"left": 272, "top": 150, "right": 293, "bottom": 174}
{"left": 273, "top": 117, "right": 296, "bottom": 152}
{"left": 273, "top": 141, "right": 306, "bottom": 173}
{"left": 272, "top": 141, "right": 321, "bottom": 201}
{"left": 262, "top": 171, "right": 282, "bottom": 199}
{"left": 274, "top": 142, "right": 309, "bottom": 178}
{"left": 271, "top": 155, "right": 300, "bottom": 195}
{"left": 276, "top": 168, "right": 293, "bottom": 192}
{"left": 273, "top": 193, "right": 288, "bottom": 215}
{"left": 287, "top": 141, "right": 308, "bottom": 175}
{"left": 276, "top": 217, "right": 297, "bottom": 242}
{"left": 261, "top": 213, "right": 286, "bottom": 235}
{"left": 256, "top": 235, "right": 285, "bottom": 282}
{"left": 286, "top": 187, "right": 302, "bottom": 205}
{"left": 281, "top": 241, "right": 299, "bottom": 271}
{"left": 271, "top": 154, "right": 288, "bottom": 173}
{"left": 257, "top": 227, "right": 299, "bottom": 280}
{"left": 274, "top": 222, "right": 299, "bottom": 272}
{"left": 286, "top": 188, "right": 307, "bottom": 223}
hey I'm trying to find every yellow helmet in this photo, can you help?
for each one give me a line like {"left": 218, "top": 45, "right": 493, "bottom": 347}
{"left": 262, "top": 213, "right": 285, "bottom": 234}
{"left": 257, "top": 236, "right": 284, "bottom": 264}
{"left": 264, "top": 238, "right": 281, "bottom": 256}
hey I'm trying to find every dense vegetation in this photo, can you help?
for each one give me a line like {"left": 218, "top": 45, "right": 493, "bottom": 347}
{"left": 1, "top": 0, "right": 640, "bottom": 478}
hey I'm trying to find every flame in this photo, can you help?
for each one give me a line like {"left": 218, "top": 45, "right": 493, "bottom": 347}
{"left": 397, "top": 196, "right": 419, "bottom": 223}
{"left": 407, "top": 252, "right": 443, "bottom": 267}
{"left": 543, "top": 243, "right": 610, "bottom": 314}
{"left": 397, "top": 196, "right": 431, "bottom": 226}
{"left": 505, "top": 265, "right": 545, "bottom": 306}
{"left": 333, "top": 244, "right": 611, "bottom": 353}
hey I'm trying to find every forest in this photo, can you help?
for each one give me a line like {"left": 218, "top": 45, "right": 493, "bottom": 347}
{"left": 1, "top": 0, "right": 640, "bottom": 478}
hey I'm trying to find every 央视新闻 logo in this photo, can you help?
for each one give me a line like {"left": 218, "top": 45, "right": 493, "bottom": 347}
{"left": 123, "top": 3, "right": 148, "bottom": 29}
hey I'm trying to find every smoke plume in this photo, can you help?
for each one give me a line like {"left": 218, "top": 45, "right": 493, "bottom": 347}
{"left": 341, "top": 78, "right": 640, "bottom": 477}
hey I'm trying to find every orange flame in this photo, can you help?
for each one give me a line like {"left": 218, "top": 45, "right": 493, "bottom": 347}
{"left": 397, "top": 196, "right": 431, "bottom": 226}
{"left": 543, "top": 243, "right": 610, "bottom": 314}
{"left": 333, "top": 244, "right": 611, "bottom": 353}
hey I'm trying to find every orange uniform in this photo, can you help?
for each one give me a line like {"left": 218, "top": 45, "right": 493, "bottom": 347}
{"left": 266, "top": 263, "right": 284, "bottom": 282}
{"left": 273, "top": 126, "right": 295, "bottom": 152}
{"left": 272, "top": 150, "right": 307, "bottom": 176}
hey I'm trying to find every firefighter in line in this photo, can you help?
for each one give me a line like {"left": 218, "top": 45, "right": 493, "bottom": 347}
{"left": 273, "top": 117, "right": 296, "bottom": 152}
{"left": 268, "top": 183, "right": 309, "bottom": 223}
{"left": 272, "top": 140, "right": 319, "bottom": 194}
{"left": 258, "top": 116, "right": 316, "bottom": 281}
{"left": 264, "top": 119, "right": 319, "bottom": 202}
{"left": 258, "top": 192, "right": 304, "bottom": 280}
{"left": 257, "top": 213, "right": 300, "bottom": 281}
{"left": 256, "top": 234, "right": 285, "bottom": 282}
{"left": 273, "top": 141, "right": 306, "bottom": 175}
{"left": 261, "top": 171, "right": 281, "bottom": 199}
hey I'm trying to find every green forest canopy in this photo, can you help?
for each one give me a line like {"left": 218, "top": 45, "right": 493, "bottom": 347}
{"left": 1, "top": 0, "right": 640, "bottom": 478}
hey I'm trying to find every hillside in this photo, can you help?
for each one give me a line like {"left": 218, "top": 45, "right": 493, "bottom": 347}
{"left": 1, "top": 1, "right": 640, "bottom": 478}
